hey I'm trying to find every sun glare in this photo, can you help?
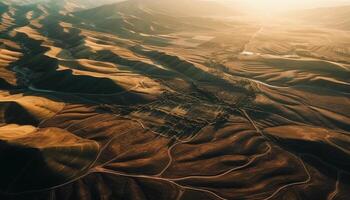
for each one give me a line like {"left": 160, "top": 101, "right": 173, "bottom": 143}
{"left": 243, "top": 0, "right": 302, "bottom": 11}
{"left": 240, "top": 0, "right": 334, "bottom": 12}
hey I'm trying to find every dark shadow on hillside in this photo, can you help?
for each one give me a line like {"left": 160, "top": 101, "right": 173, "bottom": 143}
{"left": 6, "top": 31, "right": 150, "bottom": 106}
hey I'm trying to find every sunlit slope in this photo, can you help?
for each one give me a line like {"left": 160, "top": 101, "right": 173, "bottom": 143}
{"left": 0, "top": 125, "right": 99, "bottom": 193}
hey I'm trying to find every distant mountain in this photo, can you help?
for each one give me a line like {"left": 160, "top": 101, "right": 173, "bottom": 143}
{"left": 3, "top": 0, "right": 125, "bottom": 10}
{"left": 75, "top": 0, "right": 236, "bottom": 19}
{"left": 73, "top": 0, "right": 237, "bottom": 36}
{"left": 126, "top": 0, "right": 236, "bottom": 17}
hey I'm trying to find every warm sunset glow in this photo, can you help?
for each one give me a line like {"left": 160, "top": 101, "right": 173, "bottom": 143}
{"left": 223, "top": 0, "right": 350, "bottom": 12}
{"left": 244, "top": 0, "right": 312, "bottom": 10}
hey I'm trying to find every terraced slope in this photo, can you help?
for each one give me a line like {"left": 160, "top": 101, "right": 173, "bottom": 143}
{"left": 0, "top": 0, "right": 349, "bottom": 200}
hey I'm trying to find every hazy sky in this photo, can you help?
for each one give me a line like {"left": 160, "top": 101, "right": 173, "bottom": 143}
{"left": 217, "top": 0, "right": 350, "bottom": 11}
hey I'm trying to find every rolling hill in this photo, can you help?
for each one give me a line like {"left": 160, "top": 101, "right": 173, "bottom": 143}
{"left": 0, "top": 0, "right": 350, "bottom": 200}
